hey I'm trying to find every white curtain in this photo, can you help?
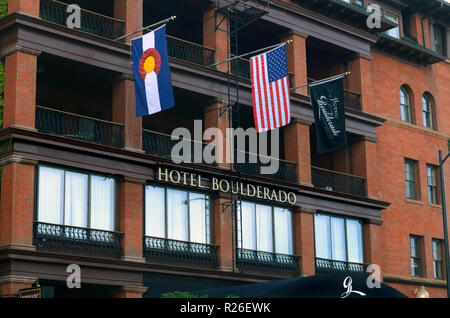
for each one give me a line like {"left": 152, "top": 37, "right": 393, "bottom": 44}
{"left": 314, "top": 214, "right": 331, "bottom": 259}
{"left": 240, "top": 201, "right": 256, "bottom": 250}
{"left": 145, "top": 186, "right": 166, "bottom": 238}
{"left": 167, "top": 189, "right": 188, "bottom": 241}
{"left": 274, "top": 208, "right": 293, "bottom": 255}
{"left": 38, "top": 166, "right": 64, "bottom": 225}
{"left": 346, "top": 219, "right": 363, "bottom": 263}
{"left": 64, "top": 171, "right": 88, "bottom": 228}
{"left": 90, "top": 175, "right": 115, "bottom": 231}
{"left": 256, "top": 204, "right": 273, "bottom": 253}
{"left": 189, "top": 193, "right": 208, "bottom": 244}
{"left": 331, "top": 217, "right": 346, "bottom": 261}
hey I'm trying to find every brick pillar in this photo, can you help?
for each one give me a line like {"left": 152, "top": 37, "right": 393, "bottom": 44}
{"left": 113, "top": 285, "right": 147, "bottom": 298}
{"left": 283, "top": 31, "right": 308, "bottom": 95}
{"left": 8, "top": 0, "right": 40, "bottom": 16}
{"left": 0, "top": 159, "right": 37, "bottom": 251}
{"left": 0, "top": 276, "right": 36, "bottom": 298}
{"left": 204, "top": 99, "right": 232, "bottom": 169}
{"left": 284, "top": 118, "right": 312, "bottom": 186}
{"left": 117, "top": 177, "right": 145, "bottom": 263}
{"left": 363, "top": 222, "right": 383, "bottom": 275}
{"left": 203, "top": 7, "right": 229, "bottom": 72}
{"left": 114, "top": 0, "right": 143, "bottom": 44}
{"left": 352, "top": 137, "right": 379, "bottom": 199}
{"left": 213, "top": 196, "right": 234, "bottom": 271}
{"left": 409, "top": 14, "right": 424, "bottom": 46}
{"left": 346, "top": 55, "right": 373, "bottom": 113}
{"left": 112, "top": 75, "right": 142, "bottom": 151}
{"left": 2, "top": 47, "right": 40, "bottom": 129}
{"left": 295, "top": 208, "right": 315, "bottom": 276}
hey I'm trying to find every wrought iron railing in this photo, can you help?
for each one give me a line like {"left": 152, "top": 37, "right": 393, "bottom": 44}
{"left": 234, "top": 151, "right": 298, "bottom": 183}
{"left": 315, "top": 258, "right": 368, "bottom": 273}
{"left": 343, "top": 89, "right": 362, "bottom": 111}
{"left": 144, "top": 236, "right": 219, "bottom": 268}
{"left": 167, "top": 36, "right": 216, "bottom": 66}
{"left": 33, "top": 222, "right": 123, "bottom": 258}
{"left": 39, "top": 0, "right": 125, "bottom": 39}
{"left": 311, "top": 166, "right": 367, "bottom": 197}
{"left": 236, "top": 248, "right": 300, "bottom": 275}
{"left": 36, "top": 106, "right": 125, "bottom": 148}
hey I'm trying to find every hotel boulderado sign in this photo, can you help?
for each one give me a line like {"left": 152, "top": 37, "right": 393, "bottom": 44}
{"left": 157, "top": 167, "right": 297, "bottom": 205}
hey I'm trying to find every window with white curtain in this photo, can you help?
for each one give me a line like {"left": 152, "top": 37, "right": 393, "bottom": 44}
{"left": 37, "top": 166, "right": 116, "bottom": 231}
{"left": 145, "top": 185, "right": 210, "bottom": 244}
{"left": 237, "top": 201, "right": 293, "bottom": 255}
{"left": 314, "top": 214, "right": 364, "bottom": 264}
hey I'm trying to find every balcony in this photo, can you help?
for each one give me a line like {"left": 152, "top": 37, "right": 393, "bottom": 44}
{"left": 36, "top": 106, "right": 125, "bottom": 148}
{"left": 33, "top": 222, "right": 124, "bottom": 258}
{"left": 234, "top": 150, "right": 298, "bottom": 183}
{"left": 143, "top": 236, "right": 219, "bottom": 268}
{"left": 40, "top": 0, "right": 125, "bottom": 40}
{"left": 167, "top": 36, "right": 216, "bottom": 67}
{"left": 311, "top": 166, "right": 367, "bottom": 197}
{"left": 308, "top": 78, "right": 362, "bottom": 111}
{"left": 236, "top": 248, "right": 300, "bottom": 275}
{"left": 315, "top": 258, "right": 368, "bottom": 273}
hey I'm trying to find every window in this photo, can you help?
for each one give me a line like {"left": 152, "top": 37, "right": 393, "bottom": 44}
{"left": 422, "top": 94, "right": 434, "bottom": 129}
{"left": 314, "top": 214, "right": 364, "bottom": 264}
{"left": 237, "top": 201, "right": 293, "bottom": 255}
{"left": 405, "top": 159, "right": 418, "bottom": 200}
{"left": 432, "top": 239, "right": 444, "bottom": 280}
{"left": 385, "top": 12, "right": 400, "bottom": 39}
{"left": 433, "top": 25, "right": 445, "bottom": 56}
{"left": 400, "top": 86, "right": 412, "bottom": 123}
{"left": 427, "top": 165, "right": 440, "bottom": 204}
{"left": 145, "top": 185, "right": 210, "bottom": 244}
{"left": 37, "top": 166, "right": 115, "bottom": 231}
{"left": 410, "top": 235, "right": 423, "bottom": 277}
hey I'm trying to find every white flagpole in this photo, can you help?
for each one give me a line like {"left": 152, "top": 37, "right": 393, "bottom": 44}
{"left": 289, "top": 72, "right": 351, "bottom": 92}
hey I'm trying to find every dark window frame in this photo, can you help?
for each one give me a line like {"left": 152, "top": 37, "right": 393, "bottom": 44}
{"left": 405, "top": 159, "right": 418, "bottom": 200}
{"left": 427, "top": 164, "right": 440, "bottom": 205}
{"left": 432, "top": 239, "right": 444, "bottom": 280}
{"left": 422, "top": 93, "right": 435, "bottom": 130}
{"left": 400, "top": 86, "right": 412, "bottom": 123}
{"left": 410, "top": 235, "right": 423, "bottom": 277}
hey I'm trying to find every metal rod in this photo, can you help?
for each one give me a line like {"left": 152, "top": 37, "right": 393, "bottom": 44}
{"left": 290, "top": 72, "right": 351, "bottom": 91}
{"left": 439, "top": 149, "right": 450, "bottom": 298}
{"left": 114, "top": 16, "right": 176, "bottom": 41}
{"left": 208, "top": 40, "right": 292, "bottom": 67}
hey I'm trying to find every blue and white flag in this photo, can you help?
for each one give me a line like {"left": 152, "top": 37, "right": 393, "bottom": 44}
{"left": 131, "top": 25, "right": 175, "bottom": 116}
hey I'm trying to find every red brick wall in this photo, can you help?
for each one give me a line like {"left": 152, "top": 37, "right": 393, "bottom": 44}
{"left": 8, "top": 0, "right": 39, "bottom": 16}
{"left": 114, "top": 0, "right": 143, "bottom": 43}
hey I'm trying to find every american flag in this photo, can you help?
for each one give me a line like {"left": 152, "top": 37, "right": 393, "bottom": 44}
{"left": 250, "top": 44, "right": 291, "bottom": 133}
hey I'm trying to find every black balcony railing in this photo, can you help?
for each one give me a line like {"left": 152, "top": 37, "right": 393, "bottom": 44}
{"left": 33, "top": 222, "right": 123, "bottom": 258}
{"left": 144, "top": 236, "right": 219, "bottom": 268}
{"left": 344, "top": 89, "right": 362, "bottom": 111}
{"left": 39, "top": 0, "right": 125, "bottom": 39}
{"left": 167, "top": 36, "right": 216, "bottom": 66}
{"left": 234, "top": 151, "right": 298, "bottom": 183}
{"left": 36, "top": 106, "right": 125, "bottom": 148}
{"left": 236, "top": 248, "right": 300, "bottom": 275}
{"left": 315, "top": 258, "right": 368, "bottom": 273}
{"left": 311, "top": 166, "right": 367, "bottom": 197}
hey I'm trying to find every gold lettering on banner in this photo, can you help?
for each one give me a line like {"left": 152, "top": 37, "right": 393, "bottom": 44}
{"left": 157, "top": 168, "right": 296, "bottom": 205}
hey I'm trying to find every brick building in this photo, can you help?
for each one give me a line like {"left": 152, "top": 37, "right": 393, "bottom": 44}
{"left": 0, "top": 0, "right": 448, "bottom": 298}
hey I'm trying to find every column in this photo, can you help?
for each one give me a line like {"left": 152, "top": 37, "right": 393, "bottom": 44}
{"left": 284, "top": 118, "right": 312, "bottom": 186}
{"left": 346, "top": 54, "right": 373, "bottom": 113}
{"left": 2, "top": 47, "right": 40, "bottom": 130}
{"left": 114, "top": 0, "right": 143, "bottom": 44}
{"left": 0, "top": 158, "right": 37, "bottom": 251}
{"left": 352, "top": 137, "right": 379, "bottom": 199}
{"left": 117, "top": 177, "right": 145, "bottom": 263}
{"left": 213, "top": 195, "right": 234, "bottom": 271}
{"left": 282, "top": 31, "right": 308, "bottom": 95}
{"left": 204, "top": 99, "right": 232, "bottom": 169}
{"left": 113, "top": 285, "right": 148, "bottom": 298}
{"left": 362, "top": 221, "right": 383, "bottom": 274}
{"left": 0, "top": 276, "right": 36, "bottom": 298}
{"left": 294, "top": 208, "right": 315, "bottom": 276}
{"left": 203, "top": 6, "right": 229, "bottom": 72}
{"left": 112, "top": 74, "right": 142, "bottom": 151}
{"left": 8, "top": 0, "right": 40, "bottom": 16}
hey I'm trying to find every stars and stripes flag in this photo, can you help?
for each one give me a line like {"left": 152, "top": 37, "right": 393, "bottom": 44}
{"left": 250, "top": 44, "right": 291, "bottom": 133}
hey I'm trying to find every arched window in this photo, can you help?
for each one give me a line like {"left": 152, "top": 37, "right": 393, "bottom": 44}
{"left": 400, "top": 86, "right": 412, "bottom": 123}
{"left": 422, "top": 93, "right": 435, "bottom": 129}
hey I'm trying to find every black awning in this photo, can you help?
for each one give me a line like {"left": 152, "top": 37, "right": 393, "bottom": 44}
{"left": 194, "top": 272, "right": 407, "bottom": 298}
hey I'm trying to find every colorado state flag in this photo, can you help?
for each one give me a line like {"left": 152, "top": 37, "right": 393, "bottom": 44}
{"left": 132, "top": 25, "right": 175, "bottom": 116}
